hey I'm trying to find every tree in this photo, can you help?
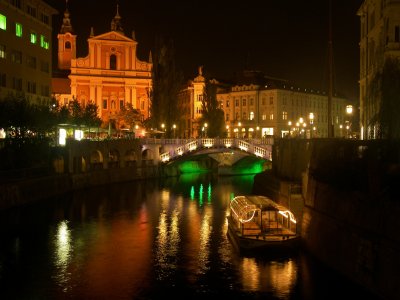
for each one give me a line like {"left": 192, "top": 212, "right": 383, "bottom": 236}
{"left": 200, "top": 78, "right": 225, "bottom": 137}
{"left": 149, "top": 36, "right": 184, "bottom": 137}
{"left": 369, "top": 57, "right": 400, "bottom": 139}
{"left": 117, "top": 102, "right": 142, "bottom": 130}
{"left": 82, "top": 101, "right": 102, "bottom": 133}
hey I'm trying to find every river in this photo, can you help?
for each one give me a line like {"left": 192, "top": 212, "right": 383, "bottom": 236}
{"left": 0, "top": 173, "right": 375, "bottom": 299}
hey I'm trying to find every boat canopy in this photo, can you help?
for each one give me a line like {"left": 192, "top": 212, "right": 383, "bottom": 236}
{"left": 230, "top": 195, "right": 297, "bottom": 224}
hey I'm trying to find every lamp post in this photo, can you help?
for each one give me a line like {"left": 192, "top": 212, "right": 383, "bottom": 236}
{"left": 204, "top": 122, "right": 208, "bottom": 138}
{"left": 346, "top": 105, "right": 353, "bottom": 138}
{"left": 256, "top": 126, "right": 260, "bottom": 138}
{"left": 238, "top": 122, "right": 241, "bottom": 138}
{"left": 309, "top": 113, "right": 314, "bottom": 138}
{"left": 288, "top": 121, "right": 292, "bottom": 137}
{"left": 172, "top": 124, "right": 176, "bottom": 138}
{"left": 226, "top": 125, "right": 230, "bottom": 137}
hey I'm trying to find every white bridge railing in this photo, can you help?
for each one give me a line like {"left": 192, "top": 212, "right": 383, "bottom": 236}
{"left": 147, "top": 138, "right": 273, "bottom": 163}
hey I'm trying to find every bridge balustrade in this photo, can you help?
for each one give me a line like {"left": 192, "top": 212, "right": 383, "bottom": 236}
{"left": 148, "top": 138, "right": 273, "bottom": 163}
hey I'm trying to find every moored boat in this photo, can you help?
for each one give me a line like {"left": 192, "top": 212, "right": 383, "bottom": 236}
{"left": 227, "top": 195, "right": 300, "bottom": 253}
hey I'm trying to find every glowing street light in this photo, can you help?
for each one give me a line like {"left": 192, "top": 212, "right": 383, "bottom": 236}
{"left": 172, "top": 124, "right": 176, "bottom": 138}
{"left": 204, "top": 122, "right": 208, "bottom": 137}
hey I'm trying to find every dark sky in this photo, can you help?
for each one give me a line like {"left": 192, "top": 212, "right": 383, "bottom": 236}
{"left": 46, "top": 0, "right": 364, "bottom": 101}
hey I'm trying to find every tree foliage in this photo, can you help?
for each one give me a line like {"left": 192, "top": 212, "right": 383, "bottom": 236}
{"left": 369, "top": 57, "right": 400, "bottom": 139}
{"left": 149, "top": 36, "right": 184, "bottom": 137}
{"left": 0, "top": 95, "right": 101, "bottom": 137}
{"left": 200, "top": 78, "right": 225, "bottom": 137}
{"left": 117, "top": 102, "right": 142, "bottom": 129}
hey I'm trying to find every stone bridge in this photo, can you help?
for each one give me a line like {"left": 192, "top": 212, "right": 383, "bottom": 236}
{"left": 60, "top": 137, "right": 273, "bottom": 174}
{"left": 141, "top": 138, "right": 273, "bottom": 163}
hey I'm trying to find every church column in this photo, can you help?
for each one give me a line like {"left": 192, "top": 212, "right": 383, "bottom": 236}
{"left": 90, "top": 43, "right": 95, "bottom": 68}
{"left": 89, "top": 83, "right": 95, "bottom": 103}
{"left": 125, "top": 46, "right": 129, "bottom": 70}
{"left": 97, "top": 85, "right": 103, "bottom": 117}
{"left": 131, "top": 85, "right": 137, "bottom": 108}
{"left": 71, "top": 81, "right": 77, "bottom": 99}
{"left": 96, "top": 44, "right": 101, "bottom": 68}
{"left": 125, "top": 86, "right": 130, "bottom": 105}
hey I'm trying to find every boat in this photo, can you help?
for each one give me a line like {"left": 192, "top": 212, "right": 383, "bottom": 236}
{"left": 227, "top": 195, "right": 300, "bottom": 253}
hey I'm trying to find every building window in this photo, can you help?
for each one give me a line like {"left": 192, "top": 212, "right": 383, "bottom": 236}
{"left": 119, "top": 99, "right": 124, "bottom": 109}
{"left": 11, "top": 50, "right": 22, "bottom": 64}
{"left": 225, "top": 113, "right": 229, "bottom": 121}
{"left": 235, "top": 99, "right": 239, "bottom": 107}
{"left": 12, "top": 77, "right": 22, "bottom": 91}
{"left": 40, "top": 35, "right": 49, "bottom": 49}
{"left": 250, "top": 98, "right": 254, "bottom": 106}
{"left": 269, "top": 113, "right": 274, "bottom": 120}
{"left": 242, "top": 99, "right": 246, "bottom": 106}
{"left": 226, "top": 100, "right": 229, "bottom": 107}
{"left": 282, "top": 111, "right": 288, "bottom": 120}
{"left": 235, "top": 112, "right": 239, "bottom": 120}
{"left": 40, "top": 61, "right": 49, "bottom": 73}
{"left": 0, "top": 73, "right": 6, "bottom": 87}
{"left": 243, "top": 112, "right": 247, "bottom": 120}
{"left": 250, "top": 111, "right": 254, "bottom": 120}
{"left": 15, "top": 22, "right": 22, "bottom": 37}
{"left": 11, "top": 0, "right": 22, "bottom": 9}
{"left": 40, "top": 13, "right": 49, "bottom": 25}
{"left": 102, "top": 99, "right": 108, "bottom": 109}
{"left": 110, "top": 54, "right": 117, "bottom": 70}
{"left": 0, "top": 44, "right": 5, "bottom": 59}
{"left": 262, "top": 97, "right": 266, "bottom": 105}
{"left": 27, "top": 55, "right": 36, "bottom": 69}
{"left": 41, "top": 85, "right": 49, "bottom": 96}
{"left": 111, "top": 100, "right": 116, "bottom": 109}
{"left": 0, "top": 14, "right": 6, "bottom": 30}
{"left": 262, "top": 114, "right": 266, "bottom": 120}
{"left": 27, "top": 5, "right": 36, "bottom": 18}
{"left": 30, "top": 32, "right": 37, "bottom": 44}
{"left": 396, "top": 26, "right": 400, "bottom": 43}
{"left": 269, "top": 97, "right": 274, "bottom": 105}
{"left": 27, "top": 81, "right": 36, "bottom": 94}
{"left": 65, "top": 41, "right": 71, "bottom": 49}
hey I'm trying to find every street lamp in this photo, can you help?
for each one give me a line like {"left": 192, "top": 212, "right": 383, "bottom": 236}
{"left": 288, "top": 121, "right": 292, "bottom": 137}
{"left": 226, "top": 125, "right": 230, "bottom": 137}
{"left": 172, "top": 124, "right": 176, "bottom": 138}
{"left": 204, "top": 122, "right": 208, "bottom": 137}
{"left": 346, "top": 105, "right": 353, "bottom": 138}
{"left": 256, "top": 126, "right": 260, "bottom": 138}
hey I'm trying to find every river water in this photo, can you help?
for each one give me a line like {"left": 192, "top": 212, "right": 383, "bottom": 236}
{"left": 0, "top": 174, "right": 375, "bottom": 299}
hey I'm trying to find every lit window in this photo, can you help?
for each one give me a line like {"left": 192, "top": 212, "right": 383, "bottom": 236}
{"left": 282, "top": 111, "right": 288, "bottom": 120}
{"left": 30, "top": 32, "right": 37, "bottom": 44}
{"left": 0, "top": 44, "right": 5, "bottom": 59}
{"left": 0, "top": 14, "right": 6, "bottom": 30}
{"left": 15, "top": 23, "right": 22, "bottom": 37}
{"left": 40, "top": 35, "right": 49, "bottom": 49}
{"left": 250, "top": 111, "right": 254, "bottom": 120}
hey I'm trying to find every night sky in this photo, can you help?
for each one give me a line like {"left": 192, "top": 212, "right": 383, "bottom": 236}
{"left": 46, "top": 0, "right": 364, "bottom": 101}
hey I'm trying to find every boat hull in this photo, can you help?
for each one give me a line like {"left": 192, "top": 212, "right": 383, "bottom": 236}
{"left": 227, "top": 220, "right": 300, "bottom": 254}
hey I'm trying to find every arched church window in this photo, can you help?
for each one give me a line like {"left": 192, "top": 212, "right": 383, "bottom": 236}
{"left": 65, "top": 41, "right": 71, "bottom": 49}
{"left": 110, "top": 54, "right": 117, "bottom": 70}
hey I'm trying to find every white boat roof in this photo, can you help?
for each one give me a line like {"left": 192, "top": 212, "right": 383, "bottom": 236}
{"left": 231, "top": 195, "right": 289, "bottom": 212}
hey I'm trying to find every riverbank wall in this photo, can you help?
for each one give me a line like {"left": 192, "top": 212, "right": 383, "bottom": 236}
{"left": 0, "top": 162, "right": 180, "bottom": 211}
{"left": 253, "top": 138, "right": 400, "bottom": 299}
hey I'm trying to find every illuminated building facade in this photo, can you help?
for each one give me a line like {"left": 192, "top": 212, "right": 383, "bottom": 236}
{"left": 358, "top": 0, "right": 400, "bottom": 139}
{"left": 178, "top": 66, "right": 206, "bottom": 138}
{"left": 53, "top": 4, "right": 152, "bottom": 129}
{"left": 217, "top": 71, "right": 349, "bottom": 138}
{"left": 0, "top": 0, "right": 56, "bottom": 104}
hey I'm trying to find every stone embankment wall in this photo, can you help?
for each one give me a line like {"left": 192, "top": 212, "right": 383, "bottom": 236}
{"left": 0, "top": 163, "right": 177, "bottom": 211}
{"left": 254, "top": 138, "right": 400, "bottom": 299}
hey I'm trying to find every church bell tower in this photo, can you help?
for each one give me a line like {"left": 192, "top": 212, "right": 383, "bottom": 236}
{"left": 57, "top": 0, "right": 76, "bottom": 70}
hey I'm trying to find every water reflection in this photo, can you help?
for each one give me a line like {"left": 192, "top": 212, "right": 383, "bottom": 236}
{"left": 0, "top": 174, "right": 375, "bottom": 299}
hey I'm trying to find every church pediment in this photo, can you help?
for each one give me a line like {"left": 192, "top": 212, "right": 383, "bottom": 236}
{"left": 89, "top": 31, "right": 136, "bottom": 43}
